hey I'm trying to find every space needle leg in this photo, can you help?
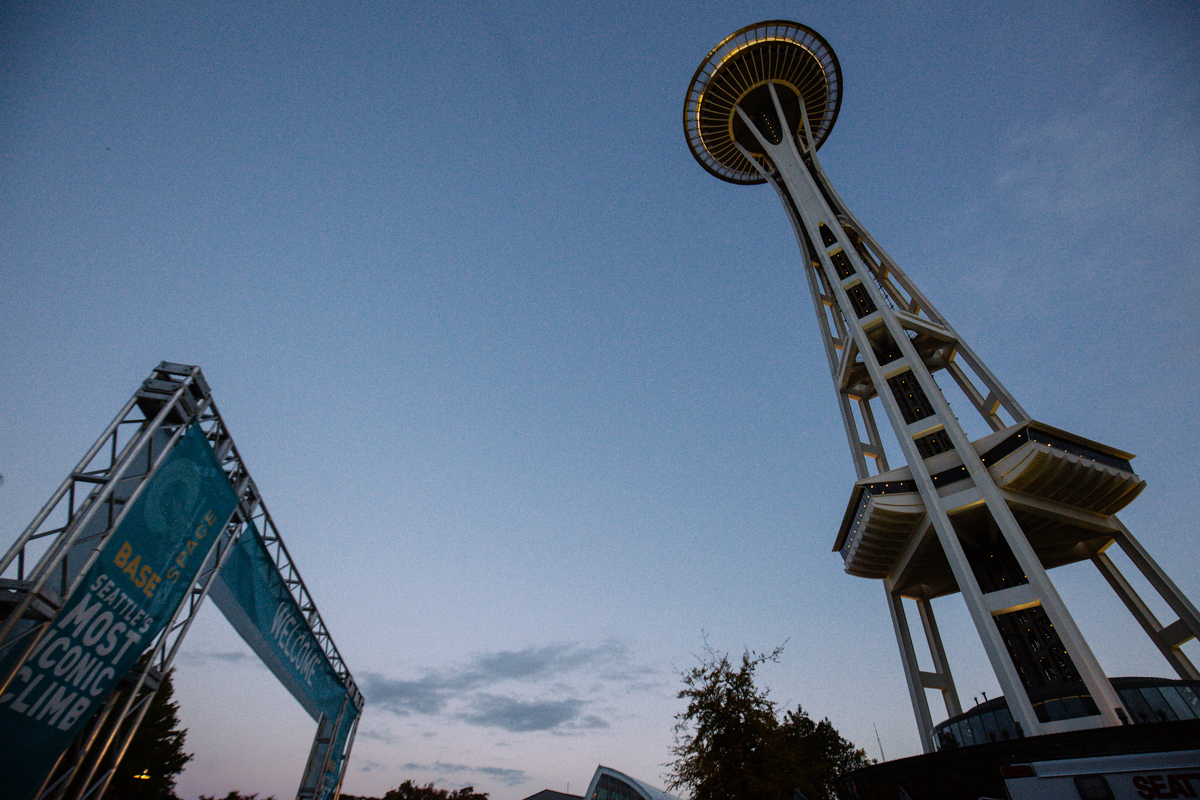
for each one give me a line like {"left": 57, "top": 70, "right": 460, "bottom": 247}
{"left": 885, "top": 589, "right": 936, "bottom": 752}
{"left": 1091, "top": 525, "right": 1200, "bottom": 681}
{"left": 917, "top": 598, "right": 962, "bottom": 719}
{"left": 740, "top": 83, "right": 1128, "bottom": 739}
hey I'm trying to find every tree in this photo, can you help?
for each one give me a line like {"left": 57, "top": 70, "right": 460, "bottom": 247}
{"left": 336, "top": 781, "right": 490, "bottom": 800}
{"left": 773, "top": 707, "right": 872, "bottom": 799}
{"left": 105, "top": 669, "right": 192, "bottom": 800}
{"left": 378, "top": 782, "right": 489, "bottom": 800}
{"left": 667, "top": 642, "right": 870, "bottom": 800}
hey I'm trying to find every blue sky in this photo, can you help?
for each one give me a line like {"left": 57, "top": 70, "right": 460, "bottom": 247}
{"left": 2, "top": 1, "right": 1199, "bottom": 798}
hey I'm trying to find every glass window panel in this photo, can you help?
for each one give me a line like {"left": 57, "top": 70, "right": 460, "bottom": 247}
{"left": 1140, "top": 686, "right": 1174, "bottom": 722}
{"left": 968, "top": 713, "right": 987, "bottom": 746}
{"left": 1042, "top": 698, "right": 1067, "bottom": 722}
{"left": 995, "top": 707, "right": 1015, "bottom": 740}
{"left": 602, "top": 776, "right": 641, "bottom": 800}
{"left": 980, "top": 709, "right": 1000, "bottom": 743}
{"left": 1162, "top": 686, "right": 1197, "bottom": 720}
{"left": 1177, "top": 686, "right": 1200, "bottom": 715}
{"left": 1060, "top": 695, "right": 1087, "bottom": 719}
{"left": 1120, "top": 686, "right": 1155, "bottom": 723}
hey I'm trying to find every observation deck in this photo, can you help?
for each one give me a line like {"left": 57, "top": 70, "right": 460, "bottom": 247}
{"left": 833, "top": 421, "right": 1146, "bottom": 597}
{"left": 683, "top": 20, "right": 842, "bottom": 184}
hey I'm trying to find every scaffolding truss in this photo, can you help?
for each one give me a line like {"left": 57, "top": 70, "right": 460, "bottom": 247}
{"left": 0, "top": 362, "right": 362, "bottom": 800}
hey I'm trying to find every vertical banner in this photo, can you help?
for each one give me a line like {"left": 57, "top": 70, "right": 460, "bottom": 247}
{"left": 0, "top": 424, "right": 238, "bottom": 800}
{"left": 321, "top": 706, "right": 358, "bottom": 799}
{"left": 299, "top": 699, "right": 360, "bottom": 800}
{"left": 207, "top": 521, "right": 357, "bottom": 796}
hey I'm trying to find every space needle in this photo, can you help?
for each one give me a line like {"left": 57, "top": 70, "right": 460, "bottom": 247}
{"left": 683, "top": 20, "right": 1200, "bottom": 759}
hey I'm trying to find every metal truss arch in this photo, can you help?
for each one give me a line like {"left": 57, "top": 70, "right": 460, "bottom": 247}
{"left": 0, "top": 362, "right": 362, "bottom": 800}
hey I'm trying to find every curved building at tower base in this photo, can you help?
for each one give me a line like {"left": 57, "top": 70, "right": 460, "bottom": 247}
{"left": 581, "top": 767, "right": 683, "bottom": 800}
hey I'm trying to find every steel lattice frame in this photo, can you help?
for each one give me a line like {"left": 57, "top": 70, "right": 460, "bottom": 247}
{"left": 0, "top": 362, "right": 363, "bottom": 800}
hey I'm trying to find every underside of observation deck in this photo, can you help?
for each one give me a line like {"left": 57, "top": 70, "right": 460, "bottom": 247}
{"left": 834, "top": 420, "right": 1146, "bottom": 598}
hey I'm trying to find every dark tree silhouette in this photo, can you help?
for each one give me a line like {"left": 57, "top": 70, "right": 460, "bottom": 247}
{"left": 382, "top": 782, "right": 488, "bottom": 800}
{"left": 772, "top": 707, "right": 872, "bottom": 799}
{"left": 341, "top": 781, "right": 489, "bottom": 800}
{"left": 667, "top": 642, "right": 870, "bottom": 800}
{"left": 104, "top": 669, "right": 192, "bottom": 800}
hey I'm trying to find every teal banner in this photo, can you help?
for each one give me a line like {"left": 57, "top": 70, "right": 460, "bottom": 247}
{"left": 325, "top": 707, "right": 358, "bottom": 799}
{"left": 208, "top": 522, "right": 348, "bottom": 720}
{"left": 0, "top": 424, "right": 238, "bottom": 800}
{"left": 315, "top": 703, "right": 358, "bottom": 800}
{"left": 208, "top": 521, "right": 357, "bottom": 797}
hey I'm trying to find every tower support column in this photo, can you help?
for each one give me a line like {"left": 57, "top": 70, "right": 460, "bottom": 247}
{"left": 736, "top": 85, "right": 1125, "bottom": 741}
{"left": 917, "top": 596, "right": 962, "bottom": 720}
{"left": 885, "top": 585, "right": 965, "bottom": 753}
{"left": 886, "top": 588, "right": 936, "bottom": 752}
{"left": 1092, "top": 528, "right": 1200, "bottom": 681}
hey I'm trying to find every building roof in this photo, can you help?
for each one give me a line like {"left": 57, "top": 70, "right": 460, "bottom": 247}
{"left": 580, "top": 766, "right": 684, "bottom": 800}
{"left": 519, "top": 791, "right": 583, "bottom": 800}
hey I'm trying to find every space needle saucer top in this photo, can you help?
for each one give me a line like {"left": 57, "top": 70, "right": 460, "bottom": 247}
{"left": 683, "top": 20, "right": 842, "bottom": 185}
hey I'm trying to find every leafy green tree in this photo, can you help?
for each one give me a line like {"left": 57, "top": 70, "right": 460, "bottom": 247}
{"left": 104, "top": 669, "right": 192, "bottom": 800}
{"left": 668, "top": 645, "right": 784, "bottom": 799}
{"left": 667, "top": 643, "right": 870, "bottom": 800}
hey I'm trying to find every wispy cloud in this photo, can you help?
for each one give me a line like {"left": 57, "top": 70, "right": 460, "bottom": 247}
{"left": 473, "top": 766, "right": 529, "bottom": 784}
{"left": 357, "top": 727, "right": 400, "bottom": 744}
{"left": 402, "top": 760, "right": 529, "bottom": 787}
{"left": 939, "top": 48, "right": 1200, "bottom": 339}
{"left": 175, "top": 650, "right": 255, "bottom": 665}
{"left": 469, "top": 642, "right": 624, "bottom": 682}
{"left": 991, "top": 54, "right": 1199, "bottom": 268}
{"left": 361, "top": 640, "right": 651, "bottom": 733}
{"left": 458, "top": 695, "right": 584, "bottom": 732}
{"left": 432, "top": 762, "right": 472, "bottom": 773}
{"left": 360, "top": 674, "right": 451, "bottom": 715}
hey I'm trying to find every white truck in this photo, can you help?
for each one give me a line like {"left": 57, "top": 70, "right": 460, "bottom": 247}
{"left": 1003, "top": 750, "right": 1200, "bottom": 800}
